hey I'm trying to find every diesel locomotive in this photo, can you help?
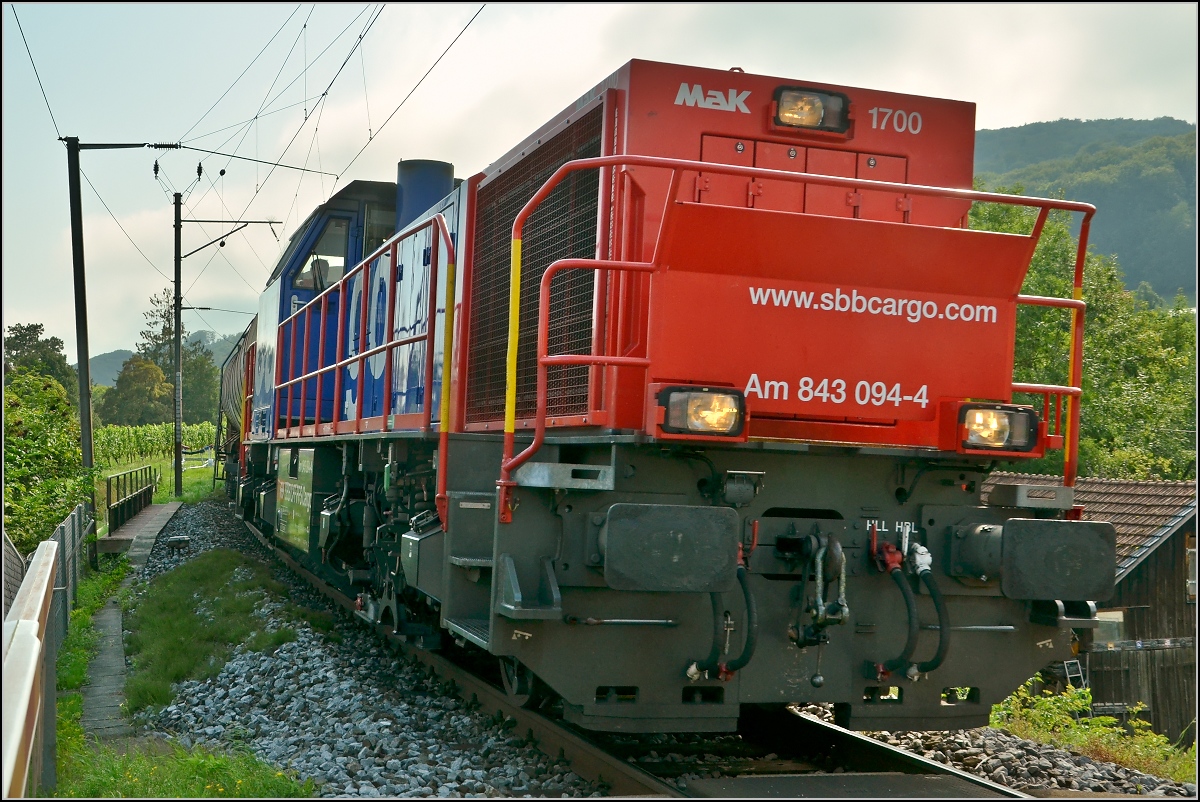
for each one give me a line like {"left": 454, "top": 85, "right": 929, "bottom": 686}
{"left": 216, "top": 59, "right": 1117, "bottom": 733}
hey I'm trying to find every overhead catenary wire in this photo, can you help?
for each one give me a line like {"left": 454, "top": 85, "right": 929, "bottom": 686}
{"left": 360, "top": 38, "right": 373, "bottom": 140}
{"left": 280, "top": 87, "right": 333, "bottom": 236}
{"left": 165, "top": 5, "right": 389, "bottom": 310}
{"left": 233, "top": 4, "right": 385, "bottom": 221}
{"left": 335, "top": 4, "right": 485, "bottom": 182}
{"left": 79, "top": 167, "right": 173, "bottom": 286}
{"left": 175, "top": 4, "right": 303, "bottom": 144}
{"left": 174, "top": 4, "right": 377, "bottom": 232}
{"left": 182, "top": 94, "right": 325, "bottom": 144}
{"left": 10, "top": 5, "right": 61, "bottom": 138}
{"left": 172, "top": 4, "right": 318, "bottom": 210}
{"left": 186, "top": 5, "right": 369, "bottom": 146}
{"left": 181, "top": 146, "right": 337, "bottom": 177}
{"left": 78, "top": 168, "right": 229, "bottom": 337}
{"left": 197, "top": 169, "right": 275, "bottom": 274}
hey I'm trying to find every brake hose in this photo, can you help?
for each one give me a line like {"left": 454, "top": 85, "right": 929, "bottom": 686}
{"left": 724, "top": 565, "right": 758, "bottom": 673}
{"left": 882, "top": 566, "right": 921, "bottom": 674}
{"left": 687, "top": 592, "right": 725, "bottom": 679}
{"left": 915, "top": 567, "right": 951, "bottom": 674}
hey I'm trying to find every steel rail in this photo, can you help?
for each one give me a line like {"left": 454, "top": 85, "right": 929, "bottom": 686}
{"left": 705, "top": 705, "right": 1027, "bottom": 798}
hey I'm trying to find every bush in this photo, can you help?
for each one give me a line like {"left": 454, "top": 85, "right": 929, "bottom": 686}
{"left": 3, "top": 372, "right": 95, "bottom": 552}
{"left": 991, "top": 678, "right": 1196, "bottom": 783}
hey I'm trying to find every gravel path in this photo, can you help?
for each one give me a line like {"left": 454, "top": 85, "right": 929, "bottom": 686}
{"left": 127, "top": 502, "right": 605, "bottom": 798}
{"left": 124, "top": 502, "right": 1194, "bottom": 798}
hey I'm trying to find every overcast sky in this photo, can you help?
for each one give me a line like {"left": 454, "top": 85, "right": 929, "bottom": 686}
{"left": 3, "top": 3, "right": 1197, "bottom": 364}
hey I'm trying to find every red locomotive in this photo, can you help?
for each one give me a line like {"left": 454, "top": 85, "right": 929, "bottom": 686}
{"left": 218, "top": 60, "right": 1115, "bottom": 732}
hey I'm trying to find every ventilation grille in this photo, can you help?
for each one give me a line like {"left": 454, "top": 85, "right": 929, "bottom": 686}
{"left": 466, "top": 106, "right": 603, "bottom": 423}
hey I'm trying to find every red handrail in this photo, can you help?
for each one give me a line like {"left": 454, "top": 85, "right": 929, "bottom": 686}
{"left": 497, "top": 155, "right": 1097, "bottom": 519}
{"left": 499, "top": 259, "right": 654, "bottom": 496}
{"left": 274, "top": 213, "right": 457, "bottom": 439}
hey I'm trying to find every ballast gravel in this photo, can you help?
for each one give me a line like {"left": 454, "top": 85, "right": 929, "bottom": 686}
{"left": 127, "top": 501, "right": 605, "bottom": 798}
{"left": 795, "top": 704, "right": 1195, "bottom": 797}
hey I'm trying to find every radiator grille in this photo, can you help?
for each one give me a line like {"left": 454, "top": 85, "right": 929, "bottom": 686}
{"left": 466, "top": 106, "right": 603, "bottom": 423}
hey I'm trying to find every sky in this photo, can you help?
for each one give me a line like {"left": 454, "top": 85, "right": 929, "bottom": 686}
{"left": 2, "top": 3, "right": 1197, "bottom": 365}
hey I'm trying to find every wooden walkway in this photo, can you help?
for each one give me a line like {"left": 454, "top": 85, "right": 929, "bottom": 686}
{"left": 79, "top": 503, "right": 180, "bottom": 739}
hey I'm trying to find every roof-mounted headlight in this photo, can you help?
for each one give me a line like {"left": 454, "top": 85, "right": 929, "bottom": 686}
{"left": 959, "top": 404, "right": 1038, "bottom": 452}
{"left": 774, "top": 87, "right": 850, "bottom": 133}
{"left": 659, "top": 387, "right": 745, "bottom": 436}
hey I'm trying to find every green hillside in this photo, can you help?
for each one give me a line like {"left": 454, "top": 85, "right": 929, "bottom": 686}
{"left": 186, "top": 330, "right": 243, "bottom": 371}
{"left": 976, "top": 121, "right": 1196, "bottom": 301}
{"left": 74, "top": 349, "right": 132, "bottom": 387}
{"left": 975, "top": 117, "right": 1195, "bottom": 174}
{"left": 79, "top": 330, "right": 241, "bottom": 387}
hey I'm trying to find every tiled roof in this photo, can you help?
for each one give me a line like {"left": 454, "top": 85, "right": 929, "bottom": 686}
{"left": 982, "top": 473, "right": 1197, "bottom": 581}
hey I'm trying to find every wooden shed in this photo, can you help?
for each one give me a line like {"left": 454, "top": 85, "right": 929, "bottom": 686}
{"left": 983, "top": 473, "right": 1197, "bottom": 747}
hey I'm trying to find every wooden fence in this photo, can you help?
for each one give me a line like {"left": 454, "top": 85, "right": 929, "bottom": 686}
{"left": 1088, "top": 640, "right": 1197, "bottom": 747}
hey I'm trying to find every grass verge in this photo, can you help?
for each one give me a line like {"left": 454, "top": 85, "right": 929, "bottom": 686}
{"left": 54, "top": 541, "right": 314, "bottom": 797}
{"left": 991, "top": 679, "right": 1197, "bottom": 783}
{"left": 124, "top": 548, "right": 298, "bottom": 712}
{"left": 58, "top": 741, "right": 312, "bottom": 797}
{"left": 56, "top": 692, "right": 311, "bottom": 798}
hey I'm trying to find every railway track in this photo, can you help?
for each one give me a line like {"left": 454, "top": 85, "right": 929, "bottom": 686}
{"left": 244, "top": 518, "right": 1027, "bottom": 799}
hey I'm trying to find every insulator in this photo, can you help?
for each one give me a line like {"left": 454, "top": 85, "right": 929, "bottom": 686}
{"left": 153, "top": 160, "right": 159, "bottom": 178}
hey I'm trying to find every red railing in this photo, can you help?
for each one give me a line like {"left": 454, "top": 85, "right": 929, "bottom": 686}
{"left": 1013, "top": 294, "right": 1088, "bottom": 484}
{"left": 274, "top": 214, "right": 457, "bottom": 439}
{"left": 497, "top": 155, "right": 1096, "bottom": 520}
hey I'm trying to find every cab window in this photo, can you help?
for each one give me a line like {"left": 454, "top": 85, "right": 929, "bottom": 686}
{"left": 293, "top": 218, "right": 349, "bottom": 291}
{"left": 364, "top": 204, "right": 395, "bottom": 257}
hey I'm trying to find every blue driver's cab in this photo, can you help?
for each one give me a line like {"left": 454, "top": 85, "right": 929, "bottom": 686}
{"left": 250, "top": 181, "right": 395, "bottom": 438}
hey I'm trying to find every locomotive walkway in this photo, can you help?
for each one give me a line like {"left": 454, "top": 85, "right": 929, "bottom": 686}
{"left": 79, "top": 503, "right": 180, "bottom": 739}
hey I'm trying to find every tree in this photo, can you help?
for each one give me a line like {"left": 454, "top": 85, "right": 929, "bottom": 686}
{"left": 183, "top": 339, "right": 219, "bottom": 423}
{"left": 91, "top": 383, "right": 110, "bottom": 427}
{"left": 971, "top": 183, "right": 1197, "bottom": 480}
{"left": 4, "top": 323, "right": 79, "bottom": 408}
{"left": 4, "top": 373, "right": 93, "bottom": 552}
{"left": 135, "top": 286, "right": 220, "bottom": 423}
{"left": 137, "top": 286, "right": 176, "bottom": 373}
{"left": 96, "top": 354, "right": 173, "bottom": 426}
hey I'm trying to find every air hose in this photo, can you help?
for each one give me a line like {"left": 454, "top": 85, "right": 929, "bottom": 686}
{"left": 914, "top": 567, "right": 950, "bottom": 674}
{"left": 687, "top": 566, "right": 759, "bottom": 680}
{"left": 882, "top": 565, "right": 921, "bottom": 673}
{"left": 687, "top": 592, "right": 725, "bottom": 678}
{"left": 724, "top": 565, "right": 758, "bottom": 672}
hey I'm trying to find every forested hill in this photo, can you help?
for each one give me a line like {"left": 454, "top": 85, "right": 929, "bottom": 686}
{"left": 75, "top": 331, "right": 240, "bottom": 387}
{"left": 975, "top": 118, "right": 1196, "bottom": 301}
{"left": 975, "top": 117, "right": 1194, "bottom": 174}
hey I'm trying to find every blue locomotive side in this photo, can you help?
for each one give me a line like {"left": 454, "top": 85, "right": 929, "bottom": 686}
{"left": 249, "top": 170, "right": 461, "bottom": 440}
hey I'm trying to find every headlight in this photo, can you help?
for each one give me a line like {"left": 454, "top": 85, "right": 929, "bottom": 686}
{"left": 959, "top": 404, "right": 1037, "bottom": 451}
{"left": 659, "top": 388, "right": 744, "bottom": 436}
{"left": 774, "top": 87, "right": 850, "bottom": 133}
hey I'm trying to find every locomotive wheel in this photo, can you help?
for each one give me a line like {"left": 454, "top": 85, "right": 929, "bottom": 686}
{"left": 499, "top": 657, "right": 545, "bottom": 708}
